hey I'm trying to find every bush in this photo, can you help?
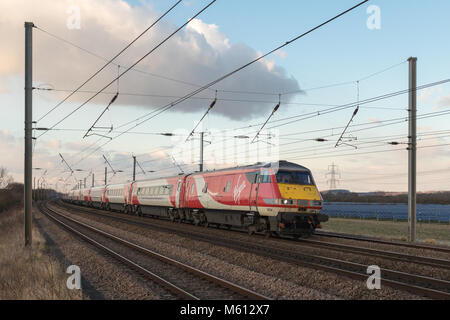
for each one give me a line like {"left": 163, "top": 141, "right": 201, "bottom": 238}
{"left": 0, "top": 183, "right": 23, "bottom": 212}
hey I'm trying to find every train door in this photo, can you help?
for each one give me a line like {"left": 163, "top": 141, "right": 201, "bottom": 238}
{"left": 248, "top": 172, "right": 260, "bottom": 212}
{"left": 175, "top": 179, "right": 183, "bottom": 208}
{"left": 127, "top": 183, "right": 134, "bottom": 205}
{"left": 183, "top": 178, "right": 191, "bottom": 208}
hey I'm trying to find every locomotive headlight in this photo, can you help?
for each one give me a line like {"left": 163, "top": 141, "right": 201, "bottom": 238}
{"left": 282, "top": 199, "right": 288, "bottom": 204}
{"left": 280, "top": 199, "right": 294, "bottom": 205}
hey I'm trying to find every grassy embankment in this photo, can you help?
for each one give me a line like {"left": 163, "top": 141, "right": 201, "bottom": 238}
{"left": 0, "top": 186, "right": 82, "bottom": 299}
{"left": 322, "top": 217, "right": 450, "bottom": 246}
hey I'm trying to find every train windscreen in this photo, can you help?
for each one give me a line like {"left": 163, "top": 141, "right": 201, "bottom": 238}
{"left": 276, "top": 170, "right": 313, "bottom": 185}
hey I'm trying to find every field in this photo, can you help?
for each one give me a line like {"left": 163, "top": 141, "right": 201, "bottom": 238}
{"left": 322, "top": 217, "right": 450, "bottom": 246}
{"left": 0, "top": 205, "right": 82, "bottom": 300}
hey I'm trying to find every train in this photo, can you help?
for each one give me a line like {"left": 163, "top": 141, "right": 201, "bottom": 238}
{"left": 64, "top": 160, "right": 328, "bottom": 237}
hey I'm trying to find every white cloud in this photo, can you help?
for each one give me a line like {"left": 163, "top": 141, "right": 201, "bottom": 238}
{"left": 0, "top": 0, "right": 300, "bottom": 121}
{"left": 275, "top": 50, "right": 287, "bottom": 59}
{"left": 367, "top": 117, "right": 381, "bottom": 123}
{"left": 436, "top": 95, "right": 450, "bottom": 109}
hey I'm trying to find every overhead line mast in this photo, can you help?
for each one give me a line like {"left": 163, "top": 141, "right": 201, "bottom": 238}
{"left": 408, "top": 57, "right": 417, "bottom": 242}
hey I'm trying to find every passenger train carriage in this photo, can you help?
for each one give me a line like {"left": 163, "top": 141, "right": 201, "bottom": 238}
{"left": 65, "top": 161, "right": 328, "bottom": 237}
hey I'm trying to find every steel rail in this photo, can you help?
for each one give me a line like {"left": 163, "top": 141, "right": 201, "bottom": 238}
{"left": 315, "top": 230, "right": 450, "bottom": 254}
{"left": 55, "top": 201, "right": 450, "bottom": 300}
{"left": 41, "top": 201, "right": 270, "bottom": 300}
{"left": 39, "top": 202, "right": 198, "bottom": 300}
{"left": 293, "top": 238, "right": 450, "bottom": 269}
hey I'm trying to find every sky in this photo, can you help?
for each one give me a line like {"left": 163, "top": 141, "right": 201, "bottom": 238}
{"left": 0, "top": 0, "right": 449, "bottom": 193}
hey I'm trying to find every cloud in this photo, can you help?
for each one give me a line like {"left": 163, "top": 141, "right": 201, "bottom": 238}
{"left": 275, "top": 50, "right": 287, "bottom": 59}
{"left": 0, "top": 0, "right": 300, "bottom": 121}
{"left": 367, "top": 117, "right": 381, "bottom": 123}
{"left": 418, "top": 87, "right": 436, "bottom": 103}
{"left": 436, "top": 95, "right": 450, "bottom": 109}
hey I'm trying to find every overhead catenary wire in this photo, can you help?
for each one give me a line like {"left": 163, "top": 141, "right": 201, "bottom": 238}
{"left": 334, "top": 81, "right": 359, "bottom": 148}
{"left": 63, "top": 0, "right": 370, "bottom": 167}
{"left": 112, "top": 0, "right": 370, "bottom": 135}
{"left": 251, "top": 96, "right": 281, "bottom": 143}
{"left": 34, "top": 0, "right": 183, "bottom": 123}
{"left": 185, "top": 93, "right": 217, "bottom": 141}
{"left": 36, "top": 0, "right": 217, "bottom": 139}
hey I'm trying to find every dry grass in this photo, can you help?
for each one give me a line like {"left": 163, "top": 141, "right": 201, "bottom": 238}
{"left": 322, "top": 217, "right": 450, "bottom": 246}
{"left": 0, "top": 206, "right": 82, "bottom": 300}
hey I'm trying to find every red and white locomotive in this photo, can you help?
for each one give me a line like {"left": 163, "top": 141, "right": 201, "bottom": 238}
{"left": 65, "top": 160, "right": 328, "bottom": 236}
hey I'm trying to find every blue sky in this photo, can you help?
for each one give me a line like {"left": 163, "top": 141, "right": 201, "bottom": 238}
{"left": 0, "top": 0, "right": 449, "bottom": 192}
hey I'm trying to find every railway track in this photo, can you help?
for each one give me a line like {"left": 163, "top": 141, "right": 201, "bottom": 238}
{"left": 55, "top": 200, "right": 450, "bottom": 300}
{"left": 315, "top": 230, "right": 450, "bottom": 254}
{"left": 58, "top": 200, "right": 450, "bottom": 269}
{"left": 39, "top": 201, "right": 270, "bottom": 300}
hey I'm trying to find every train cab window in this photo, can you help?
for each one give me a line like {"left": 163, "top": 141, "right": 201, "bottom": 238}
{"left": 258, "top": 174, "right": 271, "bottom": 183}
{"left": 245, "top": 172, "right": 258, "bottom": 183}
{"left": 276, "top": 171, "right": 313, "bottom": 185}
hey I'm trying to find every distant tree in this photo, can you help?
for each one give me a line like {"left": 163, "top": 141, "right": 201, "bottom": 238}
{"left": 0, "top": 167, "right": 13, "bottom": 189}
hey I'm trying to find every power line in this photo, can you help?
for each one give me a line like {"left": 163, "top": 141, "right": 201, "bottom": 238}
{"left": 112, "top": 0, "right": 370, "bottom": 135}
{"left": 37, "top": 0, "right": 216, "bottom": 137}
{"left": 35, "top": 0, "right": 183, "bottom": 123}
{"left": 282, "top": 59, "right": 407, "bottom": 95}
{"left": 67, "top": 0, "right": 370, "bottom": 165}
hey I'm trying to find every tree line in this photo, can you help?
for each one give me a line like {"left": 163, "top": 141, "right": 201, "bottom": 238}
{"left": 321, "top": 191, "right": 450, "bottom": 205}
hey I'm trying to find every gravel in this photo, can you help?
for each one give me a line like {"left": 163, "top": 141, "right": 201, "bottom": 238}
{"left": 35, "top": 207, "right": 174, "bottom": 300}
{"left": 53, "top": 202, "right": 425, "bottom": 299}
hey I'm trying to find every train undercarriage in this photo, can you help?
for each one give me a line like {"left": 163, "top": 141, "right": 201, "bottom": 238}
{"left": 71, "top": 200, "right": 328, "bottom": 238}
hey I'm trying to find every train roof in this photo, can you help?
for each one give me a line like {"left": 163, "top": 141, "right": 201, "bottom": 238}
{"left": 72, "top": 161, "right": 310, "bottom": 188}
{"left": 190, "top": 160, "right": 310, "bottom": 175}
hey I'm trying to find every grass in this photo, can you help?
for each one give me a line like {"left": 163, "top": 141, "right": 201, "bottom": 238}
{"left": 0, "top": 206, "right": 83, "bottom": 300}
{"left": 322, "top": 217, "right": 450, "bottom": 246}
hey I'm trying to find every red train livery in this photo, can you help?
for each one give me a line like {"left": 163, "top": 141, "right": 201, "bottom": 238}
{"left": 65, "top": 160, "right": 328, "bottom": 237}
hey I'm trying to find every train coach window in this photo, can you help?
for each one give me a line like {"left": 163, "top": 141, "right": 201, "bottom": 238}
{"left": 225, "top": 181, "right": 231, "bottom": 192}
{"left": 191, "top": 183, "right": 195, "bottom": 194}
